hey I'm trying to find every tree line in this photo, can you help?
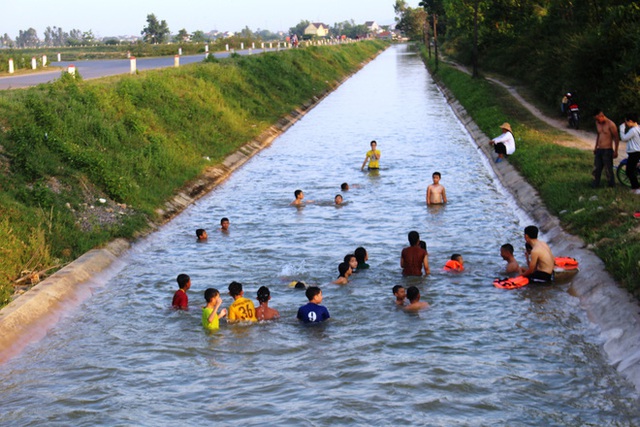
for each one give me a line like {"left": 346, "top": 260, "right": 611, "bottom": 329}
{"left": 395, "top": 0, "right": 640, "bottom": 122}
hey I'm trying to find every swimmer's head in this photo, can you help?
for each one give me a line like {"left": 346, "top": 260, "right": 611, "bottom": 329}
{"left": 257, "top": 286, "right": 271, "bottom": 303}
{"left": 204, "top": 288, "right": 220, "bottom": 302}
{"left": 355, "top": 247, "right": 368, "bottom": 263}
{"left": 341, "top": 182, "right": 349, "bottom": 191}
{"left": 294, "top": 189, "right": 303, "bottom": 199}
{"left": 406, "top": 286, "right": 420, "bottom": 302}
{"left": 524, "top": 225, "right": 539, "bottom": 240}
{"left": 335, "top": 194, "right": 343, "bottom": 205}
{"left": 408, "top": 231, "right": 420, "bottom": 246}
{"left": 500, "top": 244, "right": 514, "bottom": 259}
{"left": 228, "top": 281, "right": 243, "bottom": 297}
{"left": 220, "top": 217, "right": 229, "bottom": 230}
{"left": 338, "top": 262, "right": 351, "bottom": 278}
{"left": 177, "top": 274, "right": 191, "bottom": 290}
{"left": 370, "top": 140, "right": 377, "bottom": 148}
{"left": 196, "top": 229, "right": 207, "bottom": 240}
{"left": 392, "top": 285, "right": 405, "bottom": 299}
{"left": 344, "top": 254, "right": 357, "bottom": 271}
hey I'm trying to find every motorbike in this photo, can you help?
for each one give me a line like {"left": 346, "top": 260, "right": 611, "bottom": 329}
{"left": 568, "top": 102, "right": 580, "bottom": 129}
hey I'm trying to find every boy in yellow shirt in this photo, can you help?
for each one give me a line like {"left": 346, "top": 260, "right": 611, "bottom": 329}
{"left": 227, "top": 281, "right": 257, "bottom": 322}
{"left": 202, "top": 288, "right": 227, "bottom": 330}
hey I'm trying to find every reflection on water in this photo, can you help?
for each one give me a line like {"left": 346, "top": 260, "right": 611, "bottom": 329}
{"left": 1, "top": 45, "right": 638, "bottom": 426}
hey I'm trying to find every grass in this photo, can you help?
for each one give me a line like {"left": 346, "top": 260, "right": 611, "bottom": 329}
{"left": 420, "top": 47, "right": 640, "bottom": 296}
{"left": 0, "top": 40, "right": 389, "bottom": 307}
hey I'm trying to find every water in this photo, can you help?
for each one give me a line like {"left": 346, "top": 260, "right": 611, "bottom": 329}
{"left": 1, "top": 45, "right": 638, "bottom": 426}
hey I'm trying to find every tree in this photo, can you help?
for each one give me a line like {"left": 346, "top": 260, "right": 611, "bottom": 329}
{"left": 0, "top": 33, "right": 13, "bottom": 48}
{"left": 191, "top": 30, "right": 208, "bottom": 43}
{"left": 174, "top": 28, "right": 190, "bottom": 43}
{"left": 82, "top": 30, "right": 95, "bottom": 44}
{"left": 289, "top": 20, "right": 310, "bottom": 38}
{"left": 15, "top": 28, "right": 40, "bottom": 48}
{"left": 394, "top": 1, "right": 427, "bottom": 40}
{"left": 240, "top": 26, "right": 253, "bottom": 39}
{"left": 141, "top": 13, "right": 170, "bottom": 44}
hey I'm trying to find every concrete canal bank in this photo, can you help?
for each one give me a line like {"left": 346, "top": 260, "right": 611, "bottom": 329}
{"left": 432, "top": 71, "right": 640, "bottom": 391}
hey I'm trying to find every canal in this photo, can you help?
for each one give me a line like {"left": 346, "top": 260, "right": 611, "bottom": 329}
{"left": 0, "top": 44, "right": 638, "bottom": 426}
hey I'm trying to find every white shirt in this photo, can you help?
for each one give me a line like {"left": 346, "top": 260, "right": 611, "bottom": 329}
{"left": 493, "top": 131, "right": 516, "bottom": 155}
{"left": 619, "top": 124, "right": 640, "bottom": 153}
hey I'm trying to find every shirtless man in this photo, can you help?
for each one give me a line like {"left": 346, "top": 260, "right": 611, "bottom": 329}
{"left": 426, "top": 171, "right": 447, "bottom": 205}
{"left": 290, "top": 189, "right": 313, "bottom": 206}
{"left": 593, "top": 109, "right": 619, "bottom": 188}
{"left": 255, "top": 286, "right": 280, "bottom": 321}
{"left": 404, "top": 286, "right": 429, "bottom": 311}
{"left": 521, "top": 225, "right": 555, "bottom": 283}
{"left": 500, "top": 243, "right": 521, "bottom": 276}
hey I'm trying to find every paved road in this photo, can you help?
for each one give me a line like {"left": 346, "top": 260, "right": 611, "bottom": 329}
{"left": 0, "top": 48, "right": 283, "bottom": 90}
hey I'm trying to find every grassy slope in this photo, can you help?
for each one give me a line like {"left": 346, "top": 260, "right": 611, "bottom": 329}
{"left": 0, "top": 41, "right": 388, "bottom": 306}
{"left": 420, "top": 48, "right": 640, "bottom": 297}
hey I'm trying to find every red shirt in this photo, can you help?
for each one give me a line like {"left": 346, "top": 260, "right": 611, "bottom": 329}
{"left": 401, "top": 245, "right": 428, "bottom": 276}
{"left": 172, "top": 289, "right": 188, "bottom": 309}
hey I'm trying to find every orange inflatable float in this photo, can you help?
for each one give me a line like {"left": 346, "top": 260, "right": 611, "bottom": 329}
{"left": 493, "top": 276, "right": 529, "bottom": 289}
{"left": 554, "top": 257, "right": 579, "bottom": 270}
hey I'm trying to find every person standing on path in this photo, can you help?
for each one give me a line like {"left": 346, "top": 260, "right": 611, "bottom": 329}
{"left": 592, "top": 109, "right": 619, "bottom": 188}
{"left": 619, "top": 113, "right": 640, "bottom": 194}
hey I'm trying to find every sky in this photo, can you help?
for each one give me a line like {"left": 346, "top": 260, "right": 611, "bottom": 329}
{"left": 2, "top": 0, "right": 420, "bottom": 39}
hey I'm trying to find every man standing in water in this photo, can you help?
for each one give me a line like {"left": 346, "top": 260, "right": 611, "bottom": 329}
{"left": 401, "top": 231, "right": 430, "bottom": 276}
{"left": 593, "top": 109, "right": 619, "bottom": 188}
{"left": 361, "top": 140, "right": 381, "bottom": 171}
{"left": 521, "top": 225, "right": 555, "bottom": 283}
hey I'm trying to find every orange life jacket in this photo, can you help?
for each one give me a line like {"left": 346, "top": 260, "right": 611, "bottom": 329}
{"left": 444, "top": 260, "right": 464, "bottom": 271}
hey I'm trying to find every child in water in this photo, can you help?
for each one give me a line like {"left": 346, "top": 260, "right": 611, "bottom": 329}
{"left": 443, "top": 254, "right": 464, "bottom": 272}
{"left": 392, "top": 285, "right": 406, "bottom": 306}
{"left": 426, "top": 172, "right": 447, "bottom": 205}
{"left": 202, "top": 288, "right": 227, "bottom": 330}
{"left": 172, "top": 273, "right": 190, "bottom": 309}
{"left": 404, "top": 286, "right": 429, "bottom": 311}
{"left": 332, "top": 262, "right": 352, "bottom": 285}
{"left": 297, "top": 286, "right": 330, "bottom": 323}
{"left": 255, "top": 286, "right": 280, "bottom": 321}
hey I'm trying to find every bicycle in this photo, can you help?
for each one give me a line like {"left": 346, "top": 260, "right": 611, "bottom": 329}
{"left": 616, "top": 157, "right": 640, "bottom": 187}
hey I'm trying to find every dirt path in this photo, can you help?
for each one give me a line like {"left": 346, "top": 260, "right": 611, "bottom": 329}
{"left": 445, "top": 61, "right": 610, "bottom": 151}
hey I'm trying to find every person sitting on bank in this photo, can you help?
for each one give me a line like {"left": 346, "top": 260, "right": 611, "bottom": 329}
{"left": 332, "top": 262, "right": 352, "bottom": 285}
{"left": 361, "top": 140, "right": 381, "bottom": 171}
{"left": 500, "top": 243, "right": 521, "bottom": 276}
{"left": 521, "top": 225, "right": 555, "bottom": 283}
{"left": 489, "top": 123, "right": 515, "bottom": 163}
{"left": 401, "top": 231, "right": 430, "bottom": 276}
{"left": 255, "top": 286, "right": 280, "bottom": 321}
{"left": 404, "top": 286, "right": 429, "bottom": 311}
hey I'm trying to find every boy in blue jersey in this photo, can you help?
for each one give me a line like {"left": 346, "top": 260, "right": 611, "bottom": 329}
{"left": 296, "top": 286, "right": 330, "bottom": 323}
